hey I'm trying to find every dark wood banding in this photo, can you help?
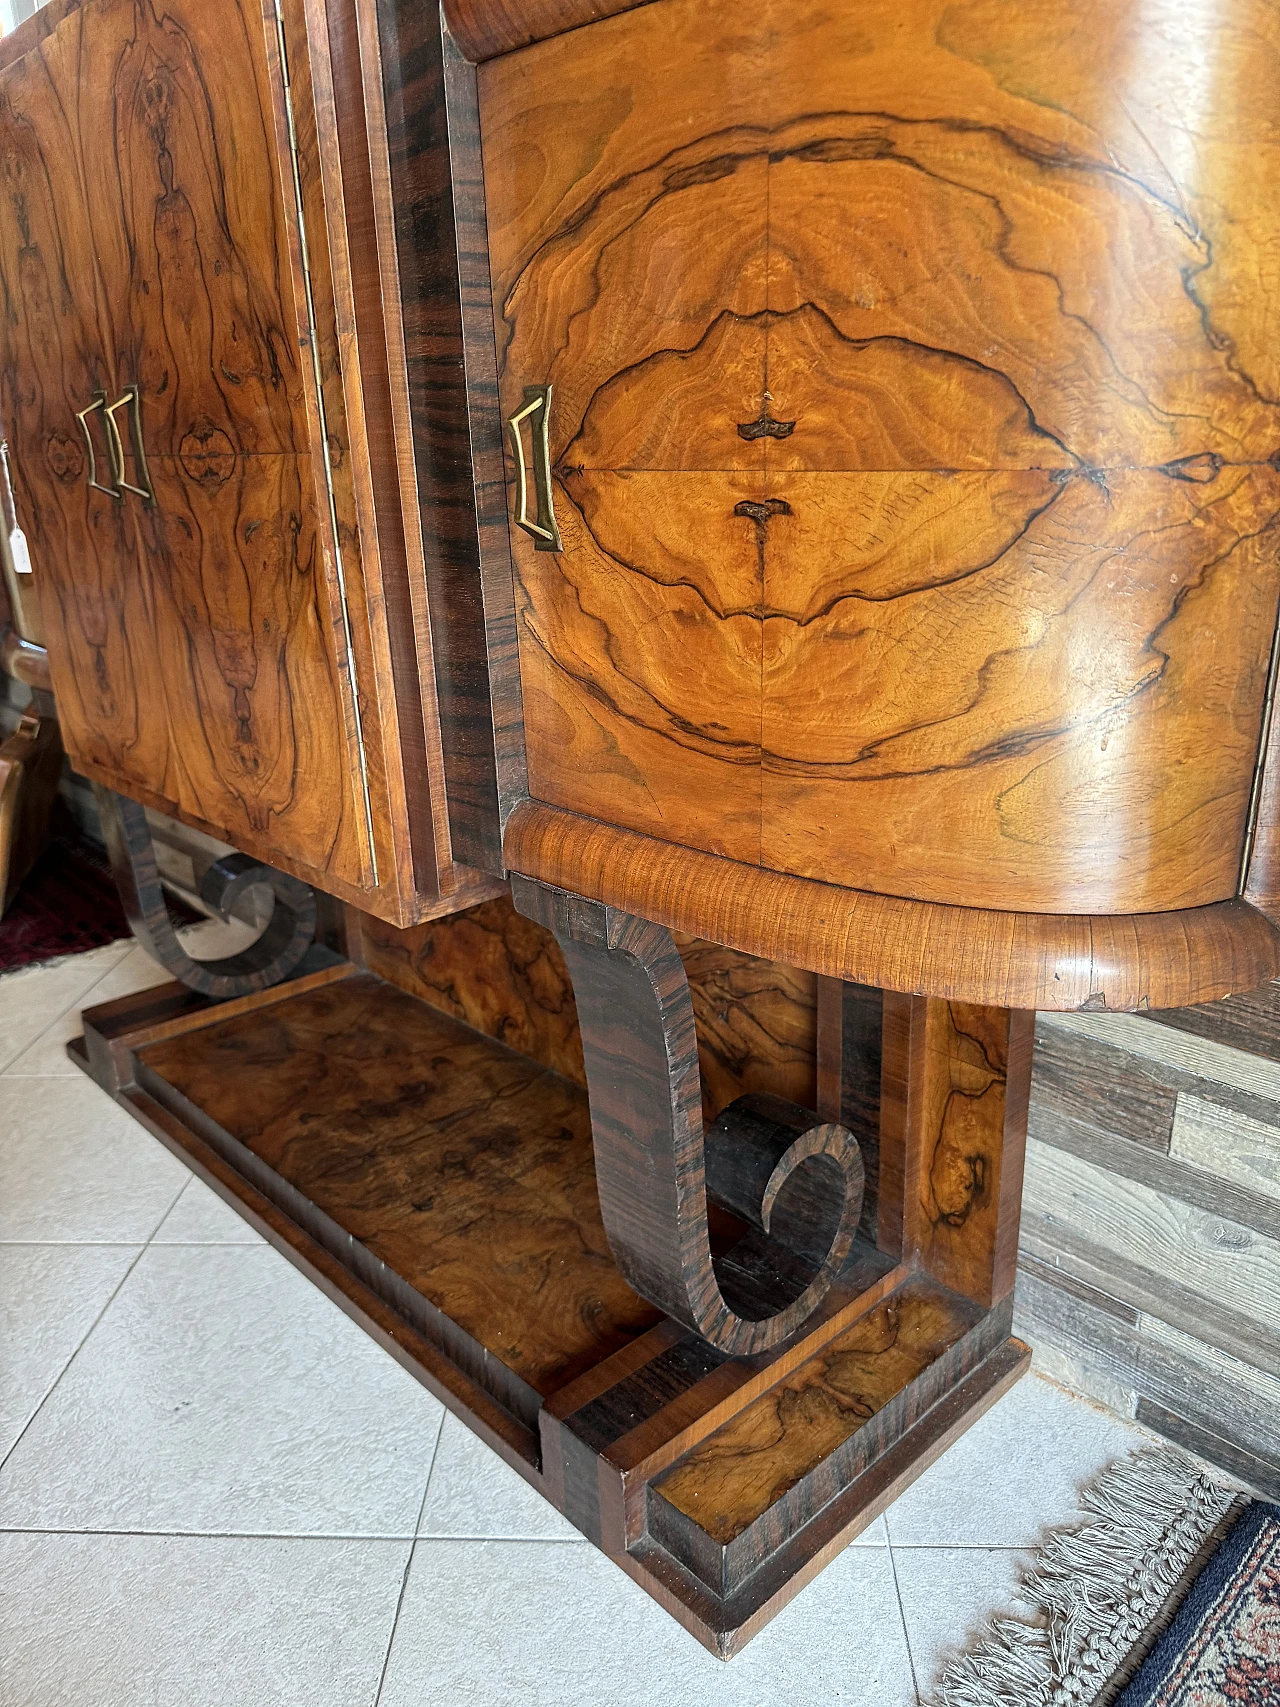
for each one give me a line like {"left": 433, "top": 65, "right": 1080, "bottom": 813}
{"left": 376, "top": 0, "right": 502, "bottom": 872}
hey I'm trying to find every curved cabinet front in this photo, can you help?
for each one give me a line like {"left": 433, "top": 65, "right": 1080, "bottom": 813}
{"left": 476, "top": 0, "right": 1280, "bottom": 917}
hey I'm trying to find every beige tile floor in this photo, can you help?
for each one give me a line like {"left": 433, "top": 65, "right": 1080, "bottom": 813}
{"left": 0, "top": 940, "right": 1156, "bottom": 1706}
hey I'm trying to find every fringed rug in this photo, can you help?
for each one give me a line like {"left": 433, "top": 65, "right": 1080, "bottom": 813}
{"left": 932, "top": 1447, "right": 1280, "bottom": 1707}
{"left": 1117, "top": 1500, "right": 1280, "bottom": 1707}
{"left": 0, "top": 821, "right": 131, "bottom": 972}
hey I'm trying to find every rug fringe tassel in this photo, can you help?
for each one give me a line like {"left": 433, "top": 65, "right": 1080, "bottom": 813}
{"left": 931, "top": 1445, "right": 1240, "bottom": 1707}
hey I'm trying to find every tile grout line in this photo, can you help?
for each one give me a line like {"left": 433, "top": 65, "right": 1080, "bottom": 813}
{"left": 1, "top": 951, "right": 187, "bottom": 1483}
{"left": 0, "top": 1240, "right": 167, "bottom": 1248}
{"left": 147, "top": 1177, "right": 194, "bottom": 1245}
{"left": 0, "top": 1241, "right": 151, "bottom": 1478}
{"left": 1, "top": 1072, "right": 130, "bottom": 1082}
{"left": 0, "top": 1527, "right": 430, "bottom": 1541}
{"left": 882, "top": 1544, "right": 1033, "bottom": 1553}
{"left": 1, "top": 1239, "right": 264, "bottom": 1248}
{"left": 0, "top": 944, "right": 137, "bottom": 1076}
{"left": 372, "top": 1410, "right": 448, "bottom": 1707}
{"left": 0, "top": 1526, "right": 590, "bottom": 1543}
{"left": 410, "top": 1534, "right": 586, "bottom": 1545}
{"left": 0, "top": 1536, "right": 607, "bottom": 1549}
{"left": 886, "top": 1528, "right": 924, "bottom": 1707}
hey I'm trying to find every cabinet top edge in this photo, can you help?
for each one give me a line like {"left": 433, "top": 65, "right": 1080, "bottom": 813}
{"left": 504, "top": 802, "right": 1280, "bottom": 1014}
{"left": 441, "top": 0, "right": 658, "bottom": 63}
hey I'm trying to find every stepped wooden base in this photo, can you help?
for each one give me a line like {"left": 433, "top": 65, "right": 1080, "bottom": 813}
{"left": 71, "top": 960, "right": 1029, "bottom": 1657}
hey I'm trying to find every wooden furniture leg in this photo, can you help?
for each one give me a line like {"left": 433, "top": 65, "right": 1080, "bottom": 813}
{"left": 513, "top": 876, "right": 866, "bottom": 1355}
{"left": 0, "top": 686, "right": 62, "bottom": 914}
{"left": 517, "top": 875, "right": 1034, "bottom": 1341}
{"left": 880, "top": 992, "right": 1035, "bottom": 1305}
{"left": 96, "top": 787, "right": 318, "bottom": 998}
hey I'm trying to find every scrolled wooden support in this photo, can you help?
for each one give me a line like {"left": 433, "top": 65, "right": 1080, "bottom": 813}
{"left": 512, "top": 876, "right": 865, "bottom": 1356}
{"left": 96, "top": 788, "right": 317, "bottom": 1000}
{"left": 706, "top": 1093, "right": 864, "bottom": 1271}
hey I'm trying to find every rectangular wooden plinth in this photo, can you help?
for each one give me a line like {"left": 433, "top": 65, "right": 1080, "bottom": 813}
{"left": 73, "top": 963, "right": 1028, "bottom": 1657}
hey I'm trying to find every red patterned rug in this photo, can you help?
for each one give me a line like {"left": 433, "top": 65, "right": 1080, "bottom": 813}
{"left": 1117, "top": 1500, "right": 1280, "bottom": 1706}
{"left": 0, "top": 822, "right": 131, "bottom": 973}
{"left": 932, "top": 1449, "right": 1277, "bottom": 1707}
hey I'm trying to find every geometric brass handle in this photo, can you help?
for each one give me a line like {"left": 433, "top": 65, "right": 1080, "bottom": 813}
{"left": 75, "top": 393, "right": 123, "bottom": 501}
{"left": 505, "top": 383, "right": 562, "bottom": 552}
{"left": 103, "top": 385, "right": 154, "bottom": 505}
{"left": 77, "top": 385, "right": 154, "bottom": 505}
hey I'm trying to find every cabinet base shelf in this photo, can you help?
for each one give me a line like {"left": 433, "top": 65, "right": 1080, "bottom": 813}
{"left": 71, "top": 964, "right": 1028, "bottom": 1657}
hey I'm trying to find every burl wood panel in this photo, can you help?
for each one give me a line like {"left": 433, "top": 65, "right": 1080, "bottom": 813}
{"left": 80, "top": 0, "right": 305, "bottom": 463}
{"left": 356, "top": 892, "right": 587, "bottom": 1083}
{"left": 479, "top": 0, "right": 1280, "bottom": 916}
{"left": 651, "top": 1280, "right": 982, "bottom": 1570}
{"left": 0, "top": 0, "right": 370, "bottom": 887}
{"left": 139, "top": 972, "right": 660, "bottom": 1397}
{"left": 133, "top": 453, "right": 360, "bottom": 875}
{"left": 883, "top": 997, "right": 1035, "bottom": 1308}
{"left": 0, "top": 35, "right": 141, "bottom": 800}
{"left": 672, "top": 931, "right": 816, "bottom": 1124}
{"left": 356, "top": 891, "right": 818, "bottom": 1116}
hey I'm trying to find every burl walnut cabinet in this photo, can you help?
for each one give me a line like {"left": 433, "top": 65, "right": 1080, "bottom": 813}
{"left": 0, "top": 0, "right": 500, "bottom": 925}
{"left": 46, "top": 0, "right": 1280, "bottom": 1660}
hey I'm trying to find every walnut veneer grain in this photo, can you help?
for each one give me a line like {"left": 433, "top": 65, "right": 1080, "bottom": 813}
{"left": 505, "top": 803, "right": 1280, "bottom": 1013}
{"left": 442, "top": 0, "right": 655, "bottom": 61}
{"left": 354, "top": 891, "right": 819, "bottom": 1116}
{"left": 474, "top": 0, "right": 1280, "bottom": 925}
{"left": 77, "top": 959, "right": 1032, "bottom": 1656}
{"left": 0, "top": 0, "right": 502, "bottom": 925}
{"left": 139, "top": 971, "right": 660, "bottom": 1398}
{"left": 652, "top": 1279, "right": 982, "bottom": 1552}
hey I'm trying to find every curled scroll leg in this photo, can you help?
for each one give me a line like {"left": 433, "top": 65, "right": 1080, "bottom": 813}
{"left": 96, "top": 787, "right": 316, "bottom": 1000}
{"left": 512, "top": 877, "right": 865, "bottom": 1356}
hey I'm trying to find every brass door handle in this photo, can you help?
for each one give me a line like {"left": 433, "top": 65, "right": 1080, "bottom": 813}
{"left": 506, "top": 384, "right": 562, "bottom": 552}
{"left": 103, "top": 385, "right": 154, "bottom": 505}
{"left": 76, "top": 394, "right": 123, "bottom": 501}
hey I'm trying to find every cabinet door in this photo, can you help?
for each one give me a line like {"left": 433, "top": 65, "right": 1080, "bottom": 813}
{"left": 130, "top": 451, "right": 366, "bottom": 877}
{"left": 479, "top": 5, "right": 770, "bottom": 869}
{"left": 0, "top": 30, "right": 171, "bottom": 796}
{"left": 478, "top": 0, "right": 1280, "bottom": 917}
{"left": 11, "top": 0, "right": 371, "bottom": 888}
{"left": 75, "top": 0, "right": 308, "bottom": 465}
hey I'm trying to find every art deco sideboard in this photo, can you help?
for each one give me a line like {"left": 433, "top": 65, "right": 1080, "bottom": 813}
{"left": 13, "top": 0, "right": 1280, "bottom": 1659}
